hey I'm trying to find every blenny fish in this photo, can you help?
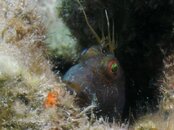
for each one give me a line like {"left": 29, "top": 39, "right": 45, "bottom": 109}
{"left": 63, "top": 1, "right": 125, "bottom": 118}
{"left": 63, "top": 45, "right": 125, "bottom": 117}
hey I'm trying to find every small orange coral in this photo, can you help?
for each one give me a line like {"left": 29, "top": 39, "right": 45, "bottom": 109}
{"left": 44, "top": 91, "right": 58, "bottom": 108}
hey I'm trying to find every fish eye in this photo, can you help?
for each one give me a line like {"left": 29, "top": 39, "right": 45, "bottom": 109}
{"left": 107, "top": 60, "right": 118, "bottom": 74}
{"left": 111, "top": 63, "right": 118, "bottom": 73}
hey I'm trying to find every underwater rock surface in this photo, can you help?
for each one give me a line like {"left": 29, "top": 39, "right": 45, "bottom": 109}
{"left": 0, "top": 0, "right": 174, "bottom": 130}
{"left": 0, "top": 0, "right": 128, "bottom": 129}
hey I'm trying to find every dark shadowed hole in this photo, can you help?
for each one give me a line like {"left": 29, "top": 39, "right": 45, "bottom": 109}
{"left": 53, "top": 0, "right": 174, "bottom": 123}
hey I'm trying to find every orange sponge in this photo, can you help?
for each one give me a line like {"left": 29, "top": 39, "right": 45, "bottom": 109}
{"left": 44, "top": 91, "right": 58, "bottom": 108}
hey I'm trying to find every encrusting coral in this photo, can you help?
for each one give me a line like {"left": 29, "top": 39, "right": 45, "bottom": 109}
{"left": 0, "top": 0, "right": 174, "bottom": 130}
{"left": 0, "top": 0, "right": 127, "bottom": 129}
{"left": 38, "top": 0, "right": 79, "bottom": 63}
{"left": 0, "top": 0, "right": 62, "bottom": 129}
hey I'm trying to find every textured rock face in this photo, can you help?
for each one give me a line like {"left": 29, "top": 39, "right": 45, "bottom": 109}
{"left": 160, "top": 53, "right": 174, "bottom": 116}
{"left": 63, "top": 46, "right": 125, "bottom": 118}
{"left": 1, "top": 0, "right": 174, "bottom": 129}
{"left": 0, "top": 0, "right": 128, "bottom": 129}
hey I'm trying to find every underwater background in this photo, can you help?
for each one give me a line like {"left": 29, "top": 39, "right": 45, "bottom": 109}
{"left": 0, "top": 0, "right": 174, "bottom": 129}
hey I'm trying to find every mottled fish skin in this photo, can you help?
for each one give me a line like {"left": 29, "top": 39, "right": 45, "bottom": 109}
{"left": 63, "top": 46, "right": 125, "bottom": 116}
